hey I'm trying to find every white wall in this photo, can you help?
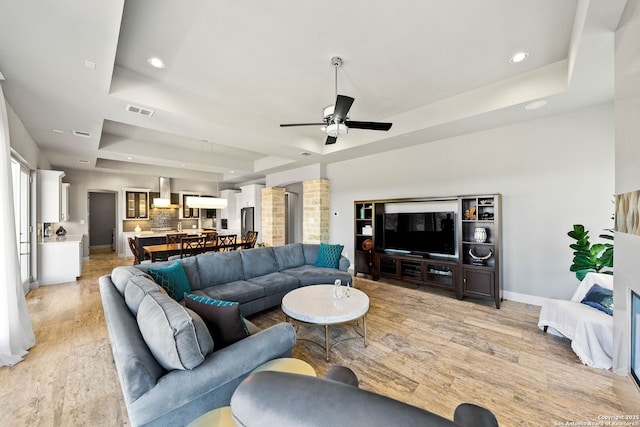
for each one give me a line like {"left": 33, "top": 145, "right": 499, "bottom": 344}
{"left": 328, "top": 104, "right": 614, "bottom": 301}
{"left": 612, "top": 0, "right": 640, "bottom": 409}
{"left": 6, "top": 102, "right": 50, "bottom": 170}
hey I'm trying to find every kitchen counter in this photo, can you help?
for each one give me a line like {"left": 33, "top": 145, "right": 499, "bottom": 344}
{"left": 39, "top": 234, "right": 84, "bottom": 244}
{"left": 133, "top": 229, "right": 217, "bottom": 238}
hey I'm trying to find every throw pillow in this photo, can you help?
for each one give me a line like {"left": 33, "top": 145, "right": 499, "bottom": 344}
{"left": 149, "top": 262, "right": 191, "bottom": 301}
{"left": 581, "top": 284, "right": 614, "bottom": 316}
{"left": 314, "top": 243, "right": 344, "bottom": 269}
{"left": 137, "top": 292, "right": 214, "bottom": 370}
{"left": 184, "top": 294, "right": 250, "bottom": 349}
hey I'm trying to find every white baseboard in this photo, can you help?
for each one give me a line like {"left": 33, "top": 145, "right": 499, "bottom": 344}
{"left": 503, "top": 290, "right": 547, "bottom": 307}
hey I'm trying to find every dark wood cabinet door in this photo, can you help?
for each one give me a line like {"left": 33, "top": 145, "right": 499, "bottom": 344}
{"left": 462, "top": 267, "right": 499, "bottom": 308}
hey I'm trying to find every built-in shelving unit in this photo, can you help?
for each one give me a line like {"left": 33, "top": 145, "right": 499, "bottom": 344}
{"left": 353, "top": 194, "right": 502, "bottom": 308}
{"left": 458, "top": 194, "right": 502, "bottom": 308}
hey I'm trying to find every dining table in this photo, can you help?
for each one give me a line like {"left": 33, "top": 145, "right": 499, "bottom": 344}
{"left": 143, "top": 239, "right": 245, "bottom": 262}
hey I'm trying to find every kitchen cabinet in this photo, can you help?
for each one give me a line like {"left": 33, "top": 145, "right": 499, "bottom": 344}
{"left": 179, "top": 192, "right": 200, "bottom": 219}
{"left": 38, "top": 234, "right": 84, "bottom": 285}
{"left": 37, "top": 170, "right": 66, "bottom": 223}
{"left": 123, "top": 189, "right": 149, "bottom": 219}
{"left": 61, "top": 183, "right": 70, "bottom": 221}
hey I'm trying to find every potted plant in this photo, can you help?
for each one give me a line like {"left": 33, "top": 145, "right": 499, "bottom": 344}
{"left": 567, "top": 224, "right": 613, "bottom": 281}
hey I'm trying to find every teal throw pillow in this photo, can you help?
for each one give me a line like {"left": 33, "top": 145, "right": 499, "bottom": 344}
{"left": 581, "top": 284, "right": 613, "bottom": 316}
{"left": 314, "top": 243, "right": 344, "bottom": 269}
{"left": 148, "top": 262, "right": 191, "bottom": 301}
{"left": 184, "top": 294, "right": 250, "bottom": 349}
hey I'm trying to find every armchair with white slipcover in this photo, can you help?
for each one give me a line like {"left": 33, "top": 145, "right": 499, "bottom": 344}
{"left": 538, "top": 272, "right": 614, "bottom": 369}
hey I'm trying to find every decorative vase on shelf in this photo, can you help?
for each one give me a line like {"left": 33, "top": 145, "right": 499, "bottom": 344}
{"left": 474, "top": 227, "right": 487, "bottom": 243}
{"left": 134, "top": 224, "right": 141, "bottom": 233}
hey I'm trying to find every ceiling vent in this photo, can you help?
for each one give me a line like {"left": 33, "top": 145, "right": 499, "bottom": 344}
{"left": 72, "top": 130, "right": 92, "bottom": 138}
{"left": 126, "top": 104, "right": 154, "bottom": 117}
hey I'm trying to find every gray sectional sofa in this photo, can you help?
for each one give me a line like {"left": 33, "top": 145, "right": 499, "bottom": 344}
{"left": 135, "top": 242, "right": 352, "bottom": 316}
{"left": 99, "top": 243, "right": 351, "bottom": 426}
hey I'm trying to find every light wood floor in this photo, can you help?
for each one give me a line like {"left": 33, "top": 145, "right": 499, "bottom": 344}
{"left": 0, "top": 250, "right": 627, "bottom": 426}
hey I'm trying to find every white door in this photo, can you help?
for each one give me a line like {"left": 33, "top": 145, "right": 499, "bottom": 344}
{"left": 11, "top": 158, "right": 31, "bottom": 294}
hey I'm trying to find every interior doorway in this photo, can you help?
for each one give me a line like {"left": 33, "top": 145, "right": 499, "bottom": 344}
{"left": 88, "top": 191, "right": 117, "bottom": 252}
{"left": 284, "top": 183, "right": 303, "bottom": 244}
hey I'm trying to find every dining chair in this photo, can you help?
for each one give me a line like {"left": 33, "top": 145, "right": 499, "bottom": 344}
{"left": 242, "top": 230, "right": 258, "bottom": 249}
{"left": 179, "top": 235, "right": 206, "bottom": 258}
{"left": 216, "top": 234, "right": 237, "bottom": 251}
{"left": 128, "top": 237, "right": 150, "bottom": 265}
{"left": 201, "top": 230, "right": 218, "bottom": 243}
{"left": 166, "top": 232, "right": 188, "bottom": 244}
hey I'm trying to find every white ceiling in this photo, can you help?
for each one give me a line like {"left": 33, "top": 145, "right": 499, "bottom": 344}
{"left": 0, "top": 0, "right": 627, "bottom": 187}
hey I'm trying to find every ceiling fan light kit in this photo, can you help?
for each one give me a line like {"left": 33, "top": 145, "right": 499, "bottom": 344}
{"left": 326, "top": 123, "right": 348, "bottom": 138}
{"left": 280, "top": 56, "right": 393, "bottom": 145}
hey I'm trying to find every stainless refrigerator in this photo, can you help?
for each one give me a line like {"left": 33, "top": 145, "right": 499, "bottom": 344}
{"left": 241, "top": 207, "right": 254, "bottom": 236}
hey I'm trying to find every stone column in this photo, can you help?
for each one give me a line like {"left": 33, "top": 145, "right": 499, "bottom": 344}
{"left": 303, "top": 179, "right": 329, "bottom": 243}
{"left": 261, "top": 187, "right": 286, "bottom": 246}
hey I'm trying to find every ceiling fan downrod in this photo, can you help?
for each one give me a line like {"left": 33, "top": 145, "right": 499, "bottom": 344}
{"left": 331, "top": 56, "right": 343, "bottom": 100}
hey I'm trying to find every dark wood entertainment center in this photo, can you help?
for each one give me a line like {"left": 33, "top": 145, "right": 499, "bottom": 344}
{"left": 354, "top": 194, "right": 502, "bottom": 308}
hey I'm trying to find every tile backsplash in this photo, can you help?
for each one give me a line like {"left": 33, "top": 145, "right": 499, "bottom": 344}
{"left": 122, "top": 207, "right": 199, "bottom": 232}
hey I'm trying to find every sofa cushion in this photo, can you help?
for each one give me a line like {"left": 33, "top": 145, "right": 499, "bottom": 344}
{"left": 581, "top": 284, "right": 614, "bottom": 316}
{"left": 111, "top": 266, "right": 151, "bottom": 295}
{"left": 137, "top": 292, "right": 214, "bottom": 370}
{"left": 192, "top": 280, "right": 265, "bottom": 304}
{"left": 247, "top": 272, "right": 300, "bottom": 297}
{"left": 273, "top": 243, "right": 305, "bottom": 271}
{"left": 282, "top": 265, "right": 352, "bottom": 287}
{"left": 184, "top": 294, "right": 250, "bottom": 349}
{"left": 314, "top": 243, "right": 344, "bottom": 269}
{"left": 302, "top": 244, "right": 321, "bottom": 265}
{"left": 124, "top": 275, "right": 165, "bottom": 316}
{"left": 137, "top": 256, "right": 201, "bottom": 291}
{"left": 197, "top": 251, "right": 244, "bottom": 286}
{"left": 148, "top": 262, "right": 192, "bottom": 302}
{"left": 240, "top": 247, "right": 279, "bottom": 279}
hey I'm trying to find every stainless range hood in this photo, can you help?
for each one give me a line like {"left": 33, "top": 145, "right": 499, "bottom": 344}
{"left": 152, "top": 177, "right": 179, "bottom": 208}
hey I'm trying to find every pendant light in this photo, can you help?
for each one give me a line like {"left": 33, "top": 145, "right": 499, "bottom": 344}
{"left": 186, "top": 141, "right": 228, "bottom": 209}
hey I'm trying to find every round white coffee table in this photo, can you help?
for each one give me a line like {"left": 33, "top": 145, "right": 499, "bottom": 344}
{"left": 281, "top": 285, "right": 369, "bottom": 361}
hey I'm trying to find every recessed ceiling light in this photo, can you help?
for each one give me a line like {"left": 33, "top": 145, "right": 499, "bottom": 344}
{"left": 52, "top": 129, "right": 64, "bottom": 134}
{"left": 127, "top": 156, "right": 133, "bottom": 160}
{"left": 524, "top": 100, "right": 548, "bottom": 110}
{"left": 229, "top": 170, "right": 235, "bottom": 174}
{"left": 181, "top": 164, "right": 186, "bottom": 168}
{"left": 77, "top": 159, "right": 90, "bottom": 164}
{"left": 510, "top": 52, "right": 529, "bottom": 63}
{"left": 147, "top": 57, "right": 166, "bottom": 69}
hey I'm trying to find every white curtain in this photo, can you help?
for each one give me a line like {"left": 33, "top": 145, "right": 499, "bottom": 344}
{"left": 0, "top": 83, "right": 35, "bottom": 366}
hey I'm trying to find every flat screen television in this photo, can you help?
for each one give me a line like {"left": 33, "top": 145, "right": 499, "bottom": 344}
{"left": 383, "top": 211, "right": 456, "bottom": 257}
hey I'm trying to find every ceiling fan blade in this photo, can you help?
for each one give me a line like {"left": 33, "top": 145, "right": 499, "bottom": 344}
{"left": 325, "top": 135, "right": 337, "bottom": 145}
{"left": 333, "top": 95, "right": 355, "bottom": 120}
{"left": 280, "top": 123, "right": 326, "bottom": 127}
{"left": 345, "top": 121, "right": 393, "bottom": 131}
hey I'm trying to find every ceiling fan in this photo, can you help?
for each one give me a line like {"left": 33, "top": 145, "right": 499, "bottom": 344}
{"left": 280, "top": 57, "right": 393, "bottom": 145}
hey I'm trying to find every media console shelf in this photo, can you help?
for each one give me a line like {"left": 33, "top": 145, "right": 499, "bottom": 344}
{"left": 354, "top": 194, "right": 502, "bottom": 308}
{"left": 375, "top": 252, "right": 460, "bottom": 296}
